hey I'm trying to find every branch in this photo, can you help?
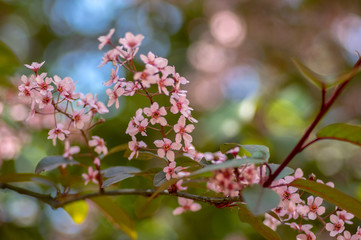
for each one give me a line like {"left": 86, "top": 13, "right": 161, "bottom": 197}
{"left": 263, "top": 58, "right": 361, "bottom": 187}
{"left": 0, "top": 183, "right": 241, "bottom": 209}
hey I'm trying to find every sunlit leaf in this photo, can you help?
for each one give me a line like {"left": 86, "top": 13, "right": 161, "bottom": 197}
{"left": 64, "top": 201, "right": 88, "bottom": 224}
{"left": 153, "top": 171, "right": 167, "bottom": 187}
{"left": 35, "top": 156, "right": 79, "bottom": 174}
{"left": 266, "top": 164, "right": 294, "bottom": 181}
{"left": 134, "top": 196, "right": 162, "bottom": 219}
{"left": 316, "top": 123, "right": 361, "bottom": 147}
{"left": 90, "top": 197, "right": 137, "bottom": 240}
{"left": 238, "top": 204, "right": 281, "bottom": 240}
{"left": 242, "top": 184, "right": 280, "bottom": 216}
{"left": 290, "top": 179, "right": 361, "bottom": 219}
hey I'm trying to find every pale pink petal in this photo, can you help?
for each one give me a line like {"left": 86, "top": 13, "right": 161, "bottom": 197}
{"left": 172, "top": 207, "right": 184, "bottom": 215}
{"left": 166, "top": 150, "right": 175, "bottom": 162}
{"left": 190, "top": 203, "right": 201, "bottom": 212}
{"left": 158, "top": 149, "right": 165, "bottom": 158}
{"left": 154, "top": 140, "right": 164, "bottom": 147}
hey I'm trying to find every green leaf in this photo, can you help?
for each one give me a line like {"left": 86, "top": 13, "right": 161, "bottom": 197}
{"left": 102, "top": 166, "right": 141, "bottom": 188}
{"left": 266, "top": 164, "right": 294, "bottom": 181}
{"left": 153, "top": 171, "right": 167, "bottom": 187}
{"left": 290, "top": 179, "right": 361, "bottom": 219}
{"left": 242, "top": 184, "right": 280, "bottom": 216}
{"left": 238, "top": 204, "right": 281, "bottom": 240}
{"left": 35, "top": 156, "right": 79, "bottom": 174}
{"left": 242, "top": 145, "right": 270, "bottom": 161}
{"left": 316, "top": 123, "right": 361, "bottom": 147}
{"left": 64, "top": 201, "right": 88, "bottom": 224}
{"left": 292, "top": 59, "right": 326, "bottom": 89}
{"left": 103, "top": 166, "right": 141, "bottom": 178}
{"left": 191, "top": 157, "right": 266, "bottom": 176}
{"left": 220, "top": 144, "right": 270, "bottom": 161}
{"left": 90, "top": 197, "right": 137, "bottom": 240}
{"left": 102, "top": 174, "right": 135, "bottom": 188}
{"left": 293, "top": 58, "right": 361, "bottom": 89}
{"left": 0, "top": 173, "right": 52, "bottom": 183}
{"left": 134, "top": 196, "right": 162, "bottom": 219}
{"left": 106, "top": 143, "right": 129, "bottom": 156}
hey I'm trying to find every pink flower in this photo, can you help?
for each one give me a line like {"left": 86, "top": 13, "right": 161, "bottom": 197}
{"left": 82, "top": 167, "right": 98, "bottom": 185}
{"left": 156, "top": 75, "right": 174, "bottom": 95}
{"left": 133, "top": 65, "right": 158, "bottom": 88}
{"left": 119, "top": 32, "right": 144, "bottom": 50}
{"left": 170, "top": 95, "right": 190, "bottom": 115}
{"left": 128, "top": 136, "right": 147, "bottom": 160}
{"left": 106, "top": 87, "right": 124, "bottom": 109}
{"left": 89, "top": 136, "right": 108, "bottom": 155}
{"left": 25, "top": 61, "right": 45, "bottom": 74}
{"left": 140, "top": 52, "right": 168, "bottom": 69}
{"left": 98, "top": 28, "right": 115, "bottom": 50}
{"left": 72, "top": 109, "right": 90, "bottom": 129}
{"left": 336, "top": 210, "right": 354, "bottom": 225}
{"left": 163, "top": 162, "right": 187, "bottom": 180}
{"left": 93, "top": 157, "right": 101, "bottom": 167}
{"left": 36, "top": 76, "right": 54, "bottom": 95}
{"left": 154, "top": 138, "right": 182, "bottom": 162}
{"left": 174, "top": 116, "right": 194, "bottom": 143}
{"left": 204, "top": 151, "right": 227, "bottom": 164}
{"left": 302, "top": 196, "right": 325, "bottom": 220}
{"left": 296, "top": 231, "right": 316, "bottom": 240}
{"left": 48, "top": 124, "right": 70, "bottom": 146}
{"left": 53, "top": 75, "right": 77, "bottom": 99}
{"left": 143, "top": 102, "right": 167, "bottom": 126}
{"left": 337, "top": 231, "right": 352, "bottom": 240}
{"left": 104, "top": 66, "right": 121, "bottom": 87}
{"left": 173, "top": 197, "right": 201, "bottom": 215}
{"left": 263, "top": 213, "right": 281, "bottom": 231}
{"left": 285, "top": 168, "right": 304, "bottom": 183}
{"left": 326, "top": 215, "right": 345, "bottom": 237}
{"left": 63, "top": 140, "right": 80, "bottom": 159}
{"left": 176, "top": 179, "right": 187, "bottom": 191}
{"left": 36, "top": 91, "right": 52, "bottom": 109}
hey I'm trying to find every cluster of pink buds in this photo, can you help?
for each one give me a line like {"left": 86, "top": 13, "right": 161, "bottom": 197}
{"left": 19, "top": 59, "right": 109, "bottom": 187}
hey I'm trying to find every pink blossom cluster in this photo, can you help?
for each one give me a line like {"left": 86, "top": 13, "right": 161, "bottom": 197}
{"left": 264, "top": 169, "right": 361, "bottom": 239}
{"left": 19, "top": 61, "right": 110, "bottom": 186}
{"left": 98, "top": 29, "right": 203, "bottom": 214}
{"left": 207, "top": 164, "right": 260, "bottom": 197}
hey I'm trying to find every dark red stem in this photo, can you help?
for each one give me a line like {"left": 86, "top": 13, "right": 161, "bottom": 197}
{"left": 263, "top": 59, "right": 360, "bottom": 187}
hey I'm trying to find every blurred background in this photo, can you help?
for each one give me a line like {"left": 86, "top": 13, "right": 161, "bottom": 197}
{"left": 1, "top": 0, "right": 361, "bottom": 239}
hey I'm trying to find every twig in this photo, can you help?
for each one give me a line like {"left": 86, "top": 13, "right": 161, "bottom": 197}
{"left": 0, "top": 183, "right": 241, "bottom": 209}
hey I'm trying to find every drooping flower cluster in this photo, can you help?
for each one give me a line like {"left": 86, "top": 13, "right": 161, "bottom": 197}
{"left": 19, "top": 61, "right": 109, "bottom": 187}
